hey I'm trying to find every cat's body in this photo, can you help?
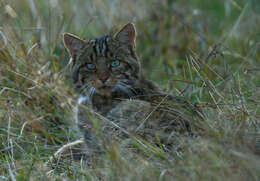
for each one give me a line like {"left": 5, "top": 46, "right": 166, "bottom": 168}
{"left": 63, "top": 23, "right": 200, "bottom": 157}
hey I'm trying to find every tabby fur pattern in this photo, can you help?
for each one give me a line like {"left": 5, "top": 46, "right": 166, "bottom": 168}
{"left": 63, "top": 23, "right": 200, "bottom": 157}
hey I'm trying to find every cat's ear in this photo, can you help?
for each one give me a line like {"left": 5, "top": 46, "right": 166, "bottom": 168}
{"left": 63, "top": 33, "right": 85, "bottom": 56}
{"left": 115, "top": 23, "right": 136, "bottom": 47}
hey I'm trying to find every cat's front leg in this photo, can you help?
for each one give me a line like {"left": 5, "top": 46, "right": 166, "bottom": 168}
{"left": 76, "top": 96, "right": 104, "bottom": 157}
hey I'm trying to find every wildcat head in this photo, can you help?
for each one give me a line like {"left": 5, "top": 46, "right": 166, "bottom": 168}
{"left": 63, "top": 23, "right": 141, "bottom": 98}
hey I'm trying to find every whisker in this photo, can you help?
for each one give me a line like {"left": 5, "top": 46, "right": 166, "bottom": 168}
{"left": 79, "top": 84, "right": 97, "bottom": 101}
{"left": 116, "top": 83, "right": 135, "bottom": 98}
{"left": 79, "top": 84, "right": 90, "bottom": 93}
{"left": 118, "top": 82, "right": 137, "bottom": 95}
{"left": 89, "top": 87, "right": 96, "bottom": 100}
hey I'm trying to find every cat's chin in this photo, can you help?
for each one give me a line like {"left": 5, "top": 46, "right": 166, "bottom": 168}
{"left": 97, "top": 86, "right": 113, "bottom": 97}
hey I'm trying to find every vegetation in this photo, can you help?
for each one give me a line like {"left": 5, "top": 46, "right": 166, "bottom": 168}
{"left": 0, "top": 0, "right": 259, "bottom": 180}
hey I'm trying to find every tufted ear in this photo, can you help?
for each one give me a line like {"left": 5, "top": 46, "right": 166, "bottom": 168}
{"left": 63, "top": 33, "right": 85, "bottom": 56}
{"left": 115, "top": 23, "right": 136, "bottom": 47}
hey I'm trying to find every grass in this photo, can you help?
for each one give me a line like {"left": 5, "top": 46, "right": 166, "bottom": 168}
{"left": 0, "top": 0, "right": 259, "bottom": 180}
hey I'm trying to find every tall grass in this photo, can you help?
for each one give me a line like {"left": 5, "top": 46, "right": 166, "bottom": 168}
{"left": 0, "top": 0, "right": 259, "bottom": 180}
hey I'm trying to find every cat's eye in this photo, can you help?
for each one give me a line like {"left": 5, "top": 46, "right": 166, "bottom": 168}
{"left": 87, "top": 63, "right": 96, "bottom": 70}
{"left": 111, "top": 60, "right": 120, "bottom": 67}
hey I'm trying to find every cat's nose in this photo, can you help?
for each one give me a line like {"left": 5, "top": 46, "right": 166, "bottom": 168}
{"left": 99, "top": 75, "right": 109, "bottom": 83}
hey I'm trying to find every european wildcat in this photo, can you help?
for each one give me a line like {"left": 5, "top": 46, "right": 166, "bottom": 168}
{"left": 63, "top": 23, "right": 201, "bottom": 157}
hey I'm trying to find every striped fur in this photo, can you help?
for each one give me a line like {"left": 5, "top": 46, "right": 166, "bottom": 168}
{"left": 64, "top": 24, "right": 142, "bottom": 99}
{"left": 63, "top": 23, "right": 172, "bottom": 157}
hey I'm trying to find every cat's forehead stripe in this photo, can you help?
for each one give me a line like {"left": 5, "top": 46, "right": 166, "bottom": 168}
{"left": 92, "top": 35, "right": 111, "bottom": 57}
